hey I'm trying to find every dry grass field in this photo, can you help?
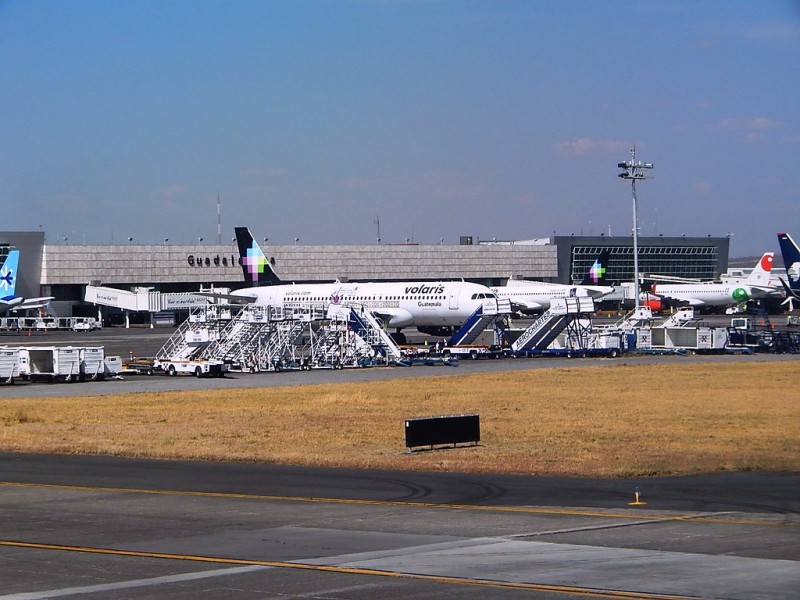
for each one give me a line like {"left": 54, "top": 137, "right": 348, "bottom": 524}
{"left": 2, "top": 361, "right": 799, "bottom": 477}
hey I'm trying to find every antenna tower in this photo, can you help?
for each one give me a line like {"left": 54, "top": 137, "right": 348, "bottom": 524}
{"left": 617, "top": 148, "right": 654, "bottom": 311}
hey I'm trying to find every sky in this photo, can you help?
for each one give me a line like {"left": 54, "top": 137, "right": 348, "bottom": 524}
{"left": 1, "top": 1, "right": 798, "bottom": 257}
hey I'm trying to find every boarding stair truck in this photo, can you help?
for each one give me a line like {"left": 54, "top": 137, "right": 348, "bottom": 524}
{"left": 0, "top": 347, "right": 19, "bottom": 384}
{"left": 195, "top": 307, "right": 261, "bottom": 369}
{"left": 338, "top": 303, "right": 403, "bottom": 363}
{"left": 253, "top": 312, "right": 317, "bottom": 372}
{"left": 447, "top": 298, "right": 512, "bottom": 347}
{"left": 440, "top": 326, "right": 505, "bottom": 359}
{"left": 16, "top": 346, "right": 84, "bottom": 382}
{"left": 507, "top": 297, "right": 618, "bottom": 357}
{"left": 509, "top": 297, "right": 594, "bottom": 354}
{"left": 156, "top": 304, "right": 230, "bottom": 363}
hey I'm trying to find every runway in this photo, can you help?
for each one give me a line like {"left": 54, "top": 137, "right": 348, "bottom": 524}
{"left": 1, "top": 454, "right": 798, "bottom": 599}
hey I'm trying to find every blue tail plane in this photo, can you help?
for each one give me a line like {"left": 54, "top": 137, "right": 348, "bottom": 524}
{"left": 777, "top": 232, "right": 800, "bottom": 290}
{"left": 1, "top": 250, "right": 20, "bottom": 300}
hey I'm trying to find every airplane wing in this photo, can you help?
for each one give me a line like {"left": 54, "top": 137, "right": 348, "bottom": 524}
{"left": 750, "top": 285, "right": 782, "bottom": 297}
{"left": 509, "top": 300, "right": 545, "bottom": 313}
{"left": 576, "top": 285, "right": 615, "bottom": 299}
{"left": 16, "top": 296, "right": 55, "bottom": 310}
{"left": 653, "top": 292, "right": 705, "bottom": 307}
{"left": 369, "top": 307, "right": 414, "bottom": 328}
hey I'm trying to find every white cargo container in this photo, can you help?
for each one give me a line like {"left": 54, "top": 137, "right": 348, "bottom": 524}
{"left": 17, "top": 346, "right": 84, "bottom": 382}
{"left": 0, "top": 347, "right": 19, "bottom": 383}
{"left": 81, "top": 347, "right": 106, "bottom": 380}
{"left": 103, "top": 355, "right": 123, "bottom": 376}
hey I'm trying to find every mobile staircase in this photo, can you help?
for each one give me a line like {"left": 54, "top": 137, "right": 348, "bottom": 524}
{"left": 157, "top": 305, "right": 233, "bottom": 361}
{"left": 330, "top": 304, "right": 402, "bottom": 362}
{"left": 448, "top": 298, "right": 512, "bottom": 346}
{"left": 248, "top": 309, "right": 319, "bottom": 372}
{"left": 510, "top": 297, "right": 596, "bottom": 354}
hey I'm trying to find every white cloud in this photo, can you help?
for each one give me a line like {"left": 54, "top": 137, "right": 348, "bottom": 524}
{"left": 745, "top": 24, "right": 800, "bottom": 42}
{"left": 240, "top": 166, "right": 290, "bottom": 179}
{"left": 556, "top": 138, "right": 633, "bottom": 156}
{"left": 694, "top": 181, "right": 712, "bottom": 194}
{"left": 159, "top": 184, "right": 187, "bottom": 198}
{"left": 706, "top": 117, "right": 783, "bottom": 132}
{"left": 340, "top": 177, "right": 375, "bottom": 190}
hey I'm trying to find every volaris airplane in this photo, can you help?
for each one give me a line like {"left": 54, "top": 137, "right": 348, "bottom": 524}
{"left": 210, "top": 227, "right": 504, "bottom": 342}
{"left": 491, "top": 250, "right": 613, "bottom": 314}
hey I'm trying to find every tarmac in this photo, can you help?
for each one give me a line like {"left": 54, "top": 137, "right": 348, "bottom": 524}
{"left": 1, "top": 324, "right": 798, "bottom": 598}
{"left": 1, "top": 454, "right": 798, "bottom": 599}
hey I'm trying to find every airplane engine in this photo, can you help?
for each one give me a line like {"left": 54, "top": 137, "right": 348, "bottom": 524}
{"left": 384, "top": 309, "right": 414, "bottom": 328}
{"left": 642, "top": 298, "right": 663, "bottom": 313}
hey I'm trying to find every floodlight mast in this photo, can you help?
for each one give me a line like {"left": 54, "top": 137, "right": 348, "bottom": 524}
{"left": 617, "top": 148, "right": 654, "bottom": 312}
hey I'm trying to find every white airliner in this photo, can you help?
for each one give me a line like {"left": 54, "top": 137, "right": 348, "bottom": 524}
{"left": 647, "top": 252, "right": 777, "bottom": 309}
{"left": 491, "top": 250, "right": 614, "bottom": 314}
{"left": 777, "top": 231, "right": 800, "bottom": 310}
{"left": 0, "top": 250, "right": 54, "bottom": 315}
{"left": 216, "top": 228, "right": 502, "bottom": 342}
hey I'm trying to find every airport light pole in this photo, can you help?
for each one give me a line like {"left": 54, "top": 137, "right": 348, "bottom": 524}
{"left": 617, "top": 149, "right": 653, "bottom": 312}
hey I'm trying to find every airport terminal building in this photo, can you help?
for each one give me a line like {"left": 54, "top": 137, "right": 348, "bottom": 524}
{"left": 2, "top": 231, "right": 730, "bottom": 319}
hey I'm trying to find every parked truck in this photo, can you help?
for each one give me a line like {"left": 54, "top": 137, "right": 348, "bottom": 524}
{"left": 155, "top": 358, "right": 229, "bottom": 378}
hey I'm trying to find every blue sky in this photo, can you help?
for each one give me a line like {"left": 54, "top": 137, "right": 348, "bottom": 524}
{"left": 2, "top": 1, "right": 798, "bottom": 256}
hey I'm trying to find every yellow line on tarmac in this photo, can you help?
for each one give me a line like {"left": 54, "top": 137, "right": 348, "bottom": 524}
{"left": 0, "top": 481, "right": 791, "bottom": 527}
{"left": 0, "top": 539, "right": 702, "bottom": 600}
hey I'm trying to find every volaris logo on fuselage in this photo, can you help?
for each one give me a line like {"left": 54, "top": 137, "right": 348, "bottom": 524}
{"left": 404, "top": 285, "right": 445, "bottom": 295}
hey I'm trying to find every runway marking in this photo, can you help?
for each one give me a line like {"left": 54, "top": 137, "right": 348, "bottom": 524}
{"left": 0, "top": 539, "right": 704, "bottom": 600}
{"left": 1, "top": 480, "right": 792, "bottom": 527}
{"left": 0, "top": 565, "right": 271, "bottom": 600}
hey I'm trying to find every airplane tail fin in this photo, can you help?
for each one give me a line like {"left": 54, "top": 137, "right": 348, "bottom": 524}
{"left": 0, "top": 250, "right": 19, "bottom": 297}
{"left": 579, "top": 250, "right": 611, "bottom": 286}
{"left": 777, "top": 232, "right": 800, "bottom": 288}
{"left": 234, "top": 227, "right": 282, "bottom": 287}
{"left": 746, "top": 252, "right": 774, "bottom": 286}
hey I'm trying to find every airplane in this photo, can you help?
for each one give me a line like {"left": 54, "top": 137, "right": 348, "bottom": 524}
{"left": 0, "top": 250, "right": 54, "bottom": 315}
{"left": 490, "top": 250, "right": 614, "bottom": 314}
{"left": 644, "top": 252, "right": 777, "bottom": 311}
{"left": 777, "top": 231, "right": 800, "bottom": 309}
{"left": 213, "top": 227, "right": 504, "bottom": 343}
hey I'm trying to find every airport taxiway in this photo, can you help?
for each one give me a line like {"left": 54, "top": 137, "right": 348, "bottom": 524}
{"left": 1, "top": 454, "right": 798, "bottom": 599}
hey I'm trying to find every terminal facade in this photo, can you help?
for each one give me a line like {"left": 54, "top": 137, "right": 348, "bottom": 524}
{"left": 1, "top": 231, "right": 730, "bottom": 319}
